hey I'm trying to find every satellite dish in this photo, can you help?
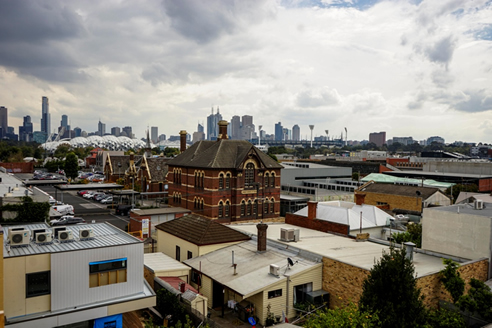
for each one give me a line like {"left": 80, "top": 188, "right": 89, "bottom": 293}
{"left": 287, "top": 258, "right": 294, "bottom": 267}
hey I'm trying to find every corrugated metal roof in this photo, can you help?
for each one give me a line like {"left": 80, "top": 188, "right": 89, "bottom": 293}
{"left": 3, "top": 222, "right": 141, "bottom": 258}
{"left": 132, "top": 207, "right": 191, "bottom": 216}
{"left": 144, "top": 252, "right": 191, "bottom": 273}
{"left": 362, "top": 173, "right": 454, "bottom": 188}
{"left": 294, "top": 201, "right": 391, "bottom": 230}
{"left": 184, "top": 240, "right": 320, "bottom": 298}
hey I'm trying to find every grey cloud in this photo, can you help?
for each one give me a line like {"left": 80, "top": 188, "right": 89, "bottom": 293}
{"left": 424, "top": 36, "right": 456, "bottom": 65}
{"left": 296, "top": 88, "right": 341, "bottom": 107}
{"left": 162, "top": 0, "right": 274, "bottom": 44}
{"left": 0, "top": 1, "right": 84, "bottom": 43}
{"left": 454, "top": 89, "right": 492, "bottom": 113}
{"left": 431, "top": 69, "right": 454, "bottom": 88}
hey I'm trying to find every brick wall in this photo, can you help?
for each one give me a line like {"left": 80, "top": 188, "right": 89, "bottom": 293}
{"left": 285, "top": 213, "right": 349, "bottom": 235}
{"left": 356, "top": 191, "right": 422, "bottom": 212}
{"left": 417, "top": 258, "right": 489, "bottom": 308}
{"left": 0, "top": 162, "right": 34, "bottom": 173}
{"left": 321, "top": 257, "right": 489, "bottom": 310}
{"left": 322, "top": 258, "right": 370, "bottom": 308}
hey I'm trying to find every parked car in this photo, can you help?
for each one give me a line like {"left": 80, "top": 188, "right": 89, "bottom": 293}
{"left": 77, "top": 190, "right": 89, "bottom": 196}
{"left": 115, "top": 204, "right": 132, "bottom": 216}
{"left": 50, "top": 216, "right": 85, "bottom": 226}
{"left": 83, "top": 191, "right": 97, "bottom": 199}
{"left": 94, "top": 193, "right": 108, "bottom": 201}
{"left": 100, "top": 196, "right": 114, "bottom": 204}
{"left": 52, "top": 204, "right": 75, "bottom": 215}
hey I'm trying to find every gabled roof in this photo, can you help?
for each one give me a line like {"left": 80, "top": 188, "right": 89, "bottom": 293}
{"left": 167, "top": 139, "right": 283, "bottom": 169}
{"left": 155, "top": 214, "right": 251, "bottom": 246}
{"left": 106, "top": 154, "right": 143, "bottom": 175}
{"left": 358, "top": 182, "right": 443, "bottom": 199}
{"left": 294, "top": 201, "right": 391, "bottom": 231}
{"left": 145, "top": 157, "right": 169, "bottom": 182}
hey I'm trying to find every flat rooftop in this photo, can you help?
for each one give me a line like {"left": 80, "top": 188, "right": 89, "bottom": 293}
{"left": 230, "top": 223, "right": 450, "bottom": 277}
{"left": 131, "top": 207, "right": 191, "bottom": 216}
{"left": 427, "top": 202, "right": 492, "bottom": 217}
{"left": 3, "top": 222, "right": 141, "bottom": 258}
{"left": 144, "top": 252, "right": 190, "bottom": 273}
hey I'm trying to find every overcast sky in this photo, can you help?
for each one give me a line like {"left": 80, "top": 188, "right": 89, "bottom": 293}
{"left": 1, "top": 0, "right": 491, "bottom": 143}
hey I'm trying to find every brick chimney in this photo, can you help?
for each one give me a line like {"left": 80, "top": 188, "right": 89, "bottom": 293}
{"left": 256, "top": 222, "right": 268, "bottom": 252}
{"left": 307, "top": 201, "right": 318, "bottom": 219}
{"left": 355, "top": 193, "right": 366, "bottom": 206}
{"left": 179, "top": 281, "right": 186, "bottom": 293}
{"left": 179, "top": 130, "right": 187, "bottom": 153}
{"left": 217, "top": 120, "right": 229, "bottom": 140}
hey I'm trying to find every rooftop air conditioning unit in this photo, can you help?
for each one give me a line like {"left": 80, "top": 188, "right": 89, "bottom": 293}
{"left": 269, "top": 264, "right": 279, "bottom": 277}
{"left": 79, "top": 229, "right": 94, "bottom": 240}
{"left": 36, "top": 232, "right": 53, "bottom": 244}
{"left": 58, "top": 230, "right": 74, "bottom": 242}
{"left": 280, "top": 228, "right": 295, "bottom": 242}
{"left": 475, "top": 200, "right": 484, "bottom": 210}
{"left": 9, "top": 229, "right": 30, "bottom": 246}
{"left": 293, "top": 229, "right": 300, "bottom": 242}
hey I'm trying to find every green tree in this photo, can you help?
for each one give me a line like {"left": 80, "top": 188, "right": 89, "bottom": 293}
{"left": 65, "top": 152, "right": 79, "bottom": 180}
{"left": 459, "top": 278, "right": 492, "bottom": 321}
{"left": 164, "top": 147, "right": 180, "bottom": 157}
{"left": 54, "top": 144, "right": 71, "bottom": 158}
{"left": 426, "top": 307, "right": 466, "bottom": 328}
{"left": 155, "top": 289, "right": 186, "bottom": 324}
{"left": 446, "top": 183, "right": 478, "bottom": 203}
{"left": 352, "top": 172, "right": 359, "bottom": 182}
{"left": 359, "top": 247, "right": 427, "bottom": 328}
{"left": 393, "top": 223, "right": 422, "bottom": 248}
{"left": 303, "top": 301, "right": 380, "bottom": 327}
{"left": 440, "top": 259, "right": 465, "bottom": 304}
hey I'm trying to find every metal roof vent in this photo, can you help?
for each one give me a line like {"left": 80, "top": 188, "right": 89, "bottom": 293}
{"left": 475, "top": 199, "right": 484, "bottom": 210}
{"left": 404, "top": 242, "right": 416, "bottom": 262}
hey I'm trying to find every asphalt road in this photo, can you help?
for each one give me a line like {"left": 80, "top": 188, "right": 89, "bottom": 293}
{"left": 38, "top": 185, "right": 130, "bottom": 231}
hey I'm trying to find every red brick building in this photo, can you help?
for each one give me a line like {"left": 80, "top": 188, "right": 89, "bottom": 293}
{"left": 167, "top": 121, "right": 283, "bottom": 222}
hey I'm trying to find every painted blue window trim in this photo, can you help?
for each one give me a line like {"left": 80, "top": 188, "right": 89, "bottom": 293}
{"left": 89, "top": 258, "right": 127, "bottom": 265}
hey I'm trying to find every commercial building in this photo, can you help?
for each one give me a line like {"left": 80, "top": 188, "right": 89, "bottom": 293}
{"left": 3, "top": 222, "right": 155, "bottom": 327}
{"left": 0, "top": 106, "right": 7, "bottom": 138}
{"left": 151, "top": 126, "right": 158, "bottom": 143}
{"left": 368, "top": 131, "right": 386, "bottom": 147}
{"left": 19, "top": 116, "right": 33, "bottom": 142}
{"left": 292, "top": 124, "right": 300, "bottom": 141}
{"left": 275, "top": 122, "right": 283, "bottom": 141}
{"left": 206, "top": 107, "right": 222, "bottom": 141}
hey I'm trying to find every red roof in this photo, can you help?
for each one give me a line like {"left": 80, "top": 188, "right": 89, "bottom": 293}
{"left": 158, "top": 277, "right": 199, "bottom": 294}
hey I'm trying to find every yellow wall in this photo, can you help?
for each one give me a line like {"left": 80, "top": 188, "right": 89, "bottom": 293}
{"left": 4, "top": 254, "right": 51, "bottom": 319}
{"left": 0, "top": 229, "right": 4, "bottom": 328}
{"left": 199, "top": 242, "right": 245, "bottom": 257}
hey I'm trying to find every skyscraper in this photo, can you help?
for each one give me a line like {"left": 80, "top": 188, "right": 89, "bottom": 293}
{"left": 122, "top": 126, "right": 133, "bottom": 138}
{"left": 98, "top": 120, "right": 106, "bottom": 136}
{"left": 151, "top": 126, "right": 158, "bottom": 143}
{"left": 60, "top": 114, "right": 70, "bottom": 130}
{"left": 206, "top": 106, "right": 222, "bottom": 140}
{"left": 230, "top": 115, "right": 240, "bottom": 139}
{"left": 275, "top": 122, "right": 283, "bottom": 141}
{"left": 19, "top": 115, "right": 33, "bottom": 141}
{"left": 292, "top": 124, "right": 300, "bottom": 141}
{"left": 41, "top": 96, "right": 50, "bottom": 136}
{"left": 111, "top": 127, "right": 121, "bottom": 136}
{"left": 0, "top": 106, "right": 8, "bottom": 138}
{"left": 74, "top": 127, "right": 82, "bottom": 137}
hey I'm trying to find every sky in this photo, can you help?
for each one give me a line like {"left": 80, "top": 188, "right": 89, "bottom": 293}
{"left": 0, "top": 0, "right": 491, "bottom": 143}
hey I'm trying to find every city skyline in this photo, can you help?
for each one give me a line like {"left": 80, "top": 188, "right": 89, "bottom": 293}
{"left": 0, "top": 1, "right": 491, "bottom": 142}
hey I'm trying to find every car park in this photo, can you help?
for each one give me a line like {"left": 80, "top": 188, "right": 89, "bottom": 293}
{"left": 115, "top": 204, "right": 132, "bottom": 216}
{"left": 100, "top": 196, "right": 114, "bottom": 204}
{"left": 52, "top": 204, "right": 75, "bottom": 215}
{"left": 50, "top": 216, "right": 85, "bottom": 226}
{"left": 94, "top": 193, "right": 108, "bottom": 201}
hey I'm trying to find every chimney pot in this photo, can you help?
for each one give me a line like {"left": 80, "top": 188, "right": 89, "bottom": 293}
{"left": 355, "top": 193, "right": 366, "bottom": 206}
{"left": 179, "top": 281, "right": 186, "bottom": 293}
{"left": 256, "top": 222, "right": 268, "bottom": 252}
{"left": 217, "top": 120, "right": 229, "bottom": 141}
{"left": 179, "top": 130, "right": 187, "bottom": 153}
{"left": 307, "top": 201, "right": 318, "bottom": 219}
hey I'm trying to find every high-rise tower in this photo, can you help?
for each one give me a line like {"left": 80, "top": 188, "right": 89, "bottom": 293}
{"left": 41, "top": 96, "right": 50, "bottom": 136}
{"left": 0, "top": 106, "right": 8, "bottom": 138}
{"left": 206, "top": 106, "right": 222, "bottom": 140}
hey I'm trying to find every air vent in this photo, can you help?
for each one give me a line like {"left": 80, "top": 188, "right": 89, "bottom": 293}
{"left": 36, "top": 232, "right": 53, "bottom": 244}
{"left": 269, "top": 264, "right": 279, "bottom": 277}
{"left": 475, "top": 200, "right": 484, "bottom": 210}
{"left": 59, "top": 230, "right": 74, "bottom": 242}
{"left": 79, "top": 229, "right": 94, "bottom": 240}
{"left": 280, "top": 228, "right": 295, "bottom": 242}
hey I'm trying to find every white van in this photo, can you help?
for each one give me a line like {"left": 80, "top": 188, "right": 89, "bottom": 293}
{"left": 52, "top": 204, "right": 75, "bottom": 216}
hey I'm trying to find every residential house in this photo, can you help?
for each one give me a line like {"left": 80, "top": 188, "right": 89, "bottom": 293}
{"left": 3, "top": 222, "right": 155, "bottom": 328}
{"left": 355, "top": 181, "right": 451, "bottom": 213}
{"left": 184, "top": 224, "right": 323, "bottom": 325}
{"left": 167, "top": 121, "right": 283, "bottom": 221}
{"left": 155, "top": 214, "right": 250, "bottom": 262}
{"left": 129, "top": 207, "right": 192, "bottom": 239}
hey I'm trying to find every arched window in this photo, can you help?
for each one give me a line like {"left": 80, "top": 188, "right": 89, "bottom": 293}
{"left": 218, "top": 201, "right": 223, "bottom": 218}
{"left": 195, "top": 171, "right": 198, "bottom": 188}
{"left": 226, "top": 173, "right": 231, "bottom": 189}
{"left": 264, "top": 173, "right": 269, "bottom": 188}
{"left": 219, "top": 173, "right": 224, "bottom": 190}
{"left": 225, "top": 201, "right": 230, "bottom": 217}
{"left": 245, "top": 163, "right": 255, "bottom": 188}
{"left": 270, "top": 172, "right": 275, "bottom": 188}
{"left": 247, "top": 200, "right": 252, "bottom": 216}
{"left": 241, "top": 201, "right": 246, "bottom": 216}
{"left": 264, "top": 200, "right": 269, "bottom": 214}
{"left": 270, "top": 198, "right": 275, "bottom": 213}
{"left": 201, "top": 173, "right": 205, "bottom": 189}
{"left": 194, "top": 198, "right": 197, "bottom": 209}
{"left": 200, "top": 199, "right": 204, "bottom": 210}
{"left": 253, "top": 199, "right": 257, "bottom": 215}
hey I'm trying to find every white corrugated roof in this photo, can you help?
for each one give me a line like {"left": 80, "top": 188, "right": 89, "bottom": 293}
{"left": 184, "top": 240, "right": 321, "bottom": 298}
{"left": 294, "top": 201, "right": 391, "bottom": 231}
{"left": 144, "top": 252, "right": 191, "bottom": 273}
{"left": 3, "top": 222, "right": 141, "bottom": 258}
